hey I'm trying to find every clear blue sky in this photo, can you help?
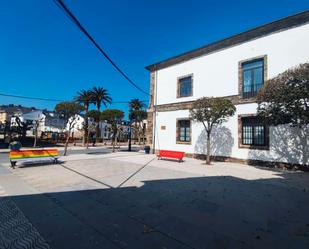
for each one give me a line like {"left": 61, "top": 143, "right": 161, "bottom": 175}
{"left": 0, "top": 0, "right": 308, "bottom": 114}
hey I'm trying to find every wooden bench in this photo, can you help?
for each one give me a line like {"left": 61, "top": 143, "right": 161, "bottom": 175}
{"left": 9, "top": 149, "right": 59, "bottom": 168}
{"left": 157, "top": 150, "right": 185, "bottom": 162}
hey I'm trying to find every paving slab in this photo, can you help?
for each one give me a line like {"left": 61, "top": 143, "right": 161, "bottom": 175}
{"left": 1, "top": 152, "right": 309, "bottom": 249}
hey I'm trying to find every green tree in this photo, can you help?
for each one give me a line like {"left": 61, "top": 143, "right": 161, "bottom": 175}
{"left": 129, "top": 110, "right": 147, "bottom": 144}
{"left": 101, "top": 109, "right": 124, "bottom": 152}
{"left": 129, "top": 98, "right": 145, "bottom": 111}
{"left": 91, "top": 86, "right": 112, "bottom": 111}
{"left": 190, "top": 97, "right": 236, "bottom": 165}
{"left": 55, "top": 101, "right": 83, "bottom": 156}
{"left": 128, "top": 99, "right": 146, "bottom": 144}
{"left": 86, "top": 110, "right": 102, "bottom": 148}
{"left": 91, "top": 87, "right": 112, "bottom": 140}
{"left": 257, "top": 63, "right": 309, "bottom": 127}
{"left": 75, "top": 89, "right": 93, "bottom": 145}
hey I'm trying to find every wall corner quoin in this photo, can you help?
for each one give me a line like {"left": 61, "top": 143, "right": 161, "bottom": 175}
{"left": 146, "top": 70, "right": 156, "bottom": 146}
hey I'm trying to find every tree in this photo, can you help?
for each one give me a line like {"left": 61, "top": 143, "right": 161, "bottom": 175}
{"left": 129, "top": 98, "right": 145, "bottom": 111}
{"left": 189, "top": 97, "right": 236, "bottom": 165}
{"left": 32, "top": 120, "right": 40, "bottom": 148}
{"left": 55, "top": 101, "right": 83, "bottom": 156}
{"left": 128, "top": 99, "right": 146, "bottom": 144}
{"left": 75, "top": 90, "right": 93, "bottom": 145}
{"left": 91, "top": 87, "right": 112, "bottom": 140}
{"left": 86, "top": 110, "right": 101, "bottom": 148}
{"left": 91, "top": 87, "right": 112, "bottom": 111}
{"left": 257, "top": 63, "right": 309, "bottom": 127}
{"left": 101, "top": 109, "right": 124, "bottom": 152}
{"left": 129, "top": 110, "right": 147, "bottom": 144}
{"left": 14, "top": 116, "right": 32, "bottom": 140}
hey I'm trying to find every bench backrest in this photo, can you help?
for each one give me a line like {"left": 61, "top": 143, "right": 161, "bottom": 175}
{"left": 9, "top": 149, "right": 59, "bottom": 160}
{"left": 159, "top": 150, "right": 185, "bottom": 159}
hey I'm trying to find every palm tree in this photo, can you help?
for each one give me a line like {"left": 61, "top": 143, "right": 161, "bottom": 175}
{"left": 129, "top": 98, "right": 145, "bottom": 111}
{"left": 75, "top": 90, "right": 93, "bottom": 112}
{"left": 91, "top": 86, "right": 112, "bottom": 141}
{"left": 75, "top": 90, "right": 93, "bottom": 145}
{"left": 91, "top": 87, "right": 112, "bottom": 111}
{"left": 128, "top": 99, "right": 146, "bottom": 144}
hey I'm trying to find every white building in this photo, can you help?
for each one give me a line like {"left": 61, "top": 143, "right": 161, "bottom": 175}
{"left": 146, "top": 11, "right": 309, "bottom": 167}
{"left": 99, "top": 121, "right": 111, "bottom": 140}
{"left": 66, "top": 115, "right": 113, "bottom": 140}
{"left": 12, "top": 110, "right": 66, "bottom": 135}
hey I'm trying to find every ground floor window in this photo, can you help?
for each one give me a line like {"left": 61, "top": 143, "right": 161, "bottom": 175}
{"left": 240, "top": 116, "right": 269, "bottom": 149}
{"left": 176, "top": 119, "right": 191, "bottom": 143}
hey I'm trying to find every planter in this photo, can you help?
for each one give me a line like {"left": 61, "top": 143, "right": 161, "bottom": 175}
{"left": 144, "top": 146, "right": 150, "bottom": 154}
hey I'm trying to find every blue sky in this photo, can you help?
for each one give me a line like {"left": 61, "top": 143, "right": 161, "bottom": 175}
{"left": 0, "top": 0, "right": 308, "bottom": 115}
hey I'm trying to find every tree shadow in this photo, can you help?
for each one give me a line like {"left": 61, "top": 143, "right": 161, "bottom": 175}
{"left": 1, "top": 172, "right": 309, "bottom": 249}
{"left": 194, "top": 125, "right": 234, "bottom": 157}
{"left": 248, "top": 125, "right": 309, "bottom": 167}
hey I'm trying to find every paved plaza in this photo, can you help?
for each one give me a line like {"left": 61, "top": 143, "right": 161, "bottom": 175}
{"left": 0, "top": 151, "right": 309, "bottom": 249}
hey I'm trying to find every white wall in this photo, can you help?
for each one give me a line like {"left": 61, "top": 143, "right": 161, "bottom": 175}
{"left": 155, "top": 104, "right": 309, "bottom": 165}
{"left": 153, "top": 22, "right": 309, "bottom": 165}
{"left": 155, "top": 23, "right": 309, "bottom": 105}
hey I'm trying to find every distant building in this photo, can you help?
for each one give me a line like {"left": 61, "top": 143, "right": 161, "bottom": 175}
{"left": 0, "top": 104, "right": 35, "bottom": 124}
{"left": 99, "top": 121, "right": 111, "bottom": 140}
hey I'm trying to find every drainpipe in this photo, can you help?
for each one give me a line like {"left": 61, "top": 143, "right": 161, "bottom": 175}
{"left": 152, "top": 68, "right": 158, "bottom": 154}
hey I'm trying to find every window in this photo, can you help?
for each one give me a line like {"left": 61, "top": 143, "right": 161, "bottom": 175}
{"left": 241, "top": 116, "right": 268, "bottom": 147}
{"left": 242, "top": 59, "right": 264, "bottom": 98}
{"left": 178, "top": 75, "right": 192, "bottom": 98}
{"left": 177, "top": 119, "right": 191, "bottom": 143}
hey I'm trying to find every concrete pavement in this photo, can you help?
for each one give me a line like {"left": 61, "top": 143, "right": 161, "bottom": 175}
{"left": 1, "top": 152, "right": 309, "bottom": 248}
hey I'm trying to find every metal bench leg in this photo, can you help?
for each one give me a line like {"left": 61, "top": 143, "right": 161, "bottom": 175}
{"left": 10, "top": 161, "right": 16, "bottom": 169}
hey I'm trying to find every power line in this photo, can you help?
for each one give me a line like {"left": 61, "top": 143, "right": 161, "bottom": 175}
{"left": 0, "top": 93, "right": 63, "bottom": 102}
{"left": 53, "top": 0, "right": 150, "bottom": 96}
{"left": 0, "top": 92, "right": 147, "bottom": 104}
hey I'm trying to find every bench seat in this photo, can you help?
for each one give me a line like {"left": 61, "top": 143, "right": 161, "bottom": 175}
{"left": 157, "top": 150, "right": 185, "bottom": 162}
{"left": 9, "top": 149, "right": 59, "bottom": 168}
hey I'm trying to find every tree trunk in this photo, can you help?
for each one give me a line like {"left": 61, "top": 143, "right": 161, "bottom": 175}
{"left": 64, "top": 130, "right": 70, "bottom": 156}
{"left": 33, "top": 131, "right": 37, "bottom": 148}
{"left": 96, "top": 124, "right": 100, "bottom": 143}
{"left": 112, "top": 127, "right": 117, "bottom": 152}
{"left": 206, "top": 132, "right": 211, "bottom": 165}
{"left": 33, "top": 122, "right": 38, "bottom": 148}
{"left": 138, "top": 130, "right": 141, "bottom": 145}
{"left": 112, "top": 136, "right": 115, "bottom": 152}
{"left": 86, "top": 127, "right": 90, "bottom": 149}
{"left": 83, "top": 118, "right": 88, "bottom": 146}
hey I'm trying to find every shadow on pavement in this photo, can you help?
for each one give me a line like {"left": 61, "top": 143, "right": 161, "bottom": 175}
{"left": 1, "top": 172, "right": 309, "bottom": 249}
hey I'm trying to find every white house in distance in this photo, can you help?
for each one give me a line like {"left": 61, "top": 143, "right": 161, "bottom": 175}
{"left": 146, "top": 11, "right": 309, "bottom": 167}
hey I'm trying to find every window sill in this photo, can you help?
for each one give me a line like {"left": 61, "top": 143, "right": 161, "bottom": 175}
{"left": 239, "top": 144, "right": 269, "bottom": 150}
{"left": 176, "top": 95, "right": 193, "bottom": 99}
{"left": 176, "top": 141, "right": 191, "bottom": 145}
{"left": 239, "top": 96, "right": 258, "bottom": 104}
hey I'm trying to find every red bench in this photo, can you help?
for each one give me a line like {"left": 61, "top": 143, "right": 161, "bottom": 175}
{"left": 157, "top": 150, "right": 185, "bottom": 162}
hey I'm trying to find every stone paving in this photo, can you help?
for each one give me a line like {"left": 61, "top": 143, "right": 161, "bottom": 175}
{"left": 0, "top": 198, "right": 50, "bottom": 249}
{"left": 0, "top": 152, "right": 309, "bottom": 248}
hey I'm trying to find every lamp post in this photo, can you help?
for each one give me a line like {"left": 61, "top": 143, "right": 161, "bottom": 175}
{"left": 128, "top": 122, "right": 132, "bottom": 151}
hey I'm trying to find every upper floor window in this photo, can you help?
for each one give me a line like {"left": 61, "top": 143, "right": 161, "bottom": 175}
{"left": 177, "top": 75, "right": 193, "bottom": 98}
{"left": 242, "top": 59, "right": 264, "bottom": 99}
{"left": 177, "top": 119, "right": 191, "bottom": 143}
{"left": 241, "top": 116, "right": 268, "bottom": 147}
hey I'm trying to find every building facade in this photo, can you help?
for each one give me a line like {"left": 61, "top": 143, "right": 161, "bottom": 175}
{"left": 146, "top": 11, "right": 309, "bottom": 166}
